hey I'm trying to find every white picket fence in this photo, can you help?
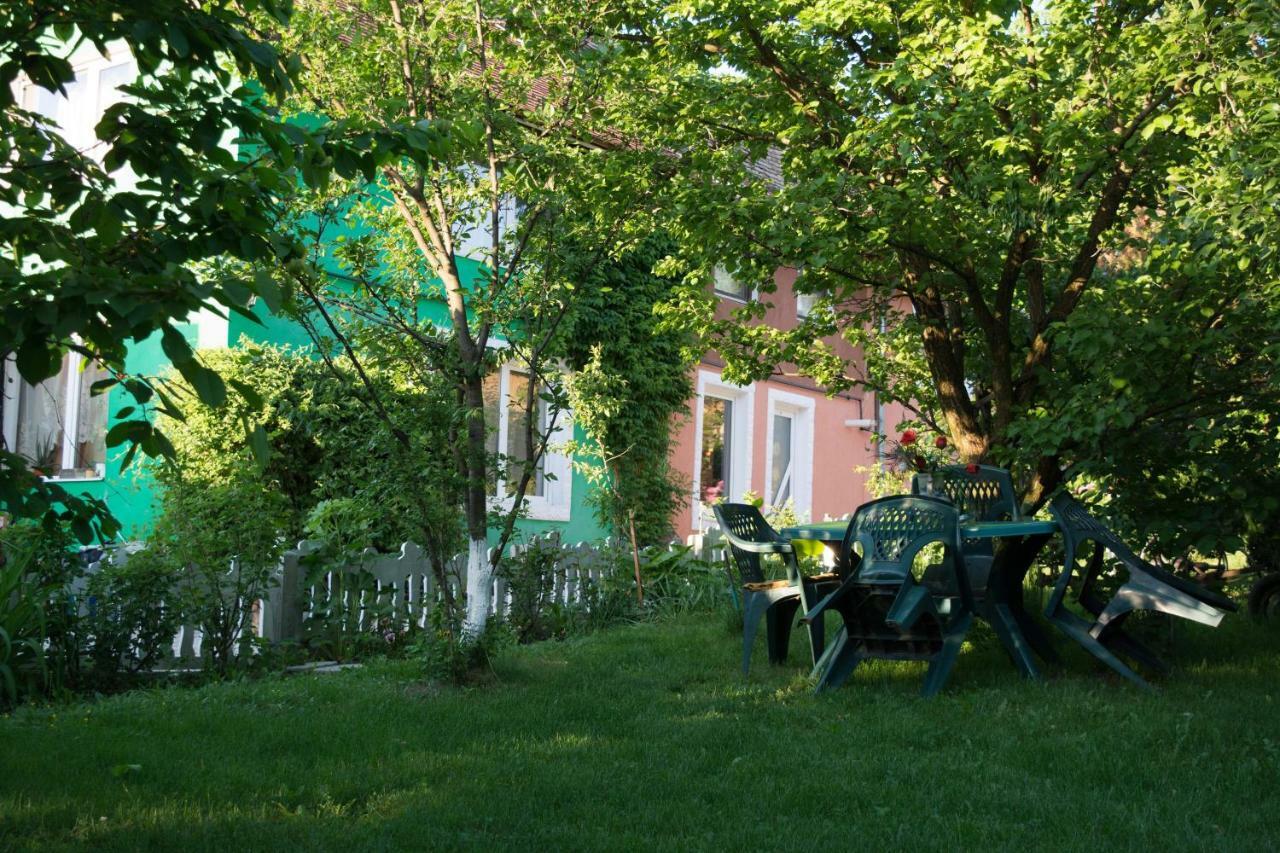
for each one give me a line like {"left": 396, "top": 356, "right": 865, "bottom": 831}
{"left": 85, "top": 531, "right": 729, "bottom": 663}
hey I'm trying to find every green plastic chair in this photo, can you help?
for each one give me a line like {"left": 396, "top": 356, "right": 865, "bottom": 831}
{"left": 913, "top": 465, "right": 1019, "bottom": 589}
{"left": 713, "top": 503, "right": 839, "bottom": 676}
{"left": 802, "top": 495, "right": 975, "bottom": 697}
{"left": 1046, "top": 493, "right": 1238, "bottom": 688}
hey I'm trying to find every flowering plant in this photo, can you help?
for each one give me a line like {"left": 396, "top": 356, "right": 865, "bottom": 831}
{"left": 884, "top": 429, "right": 956, "bottom": 476}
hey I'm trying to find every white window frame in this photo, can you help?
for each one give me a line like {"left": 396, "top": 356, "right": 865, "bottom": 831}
{"left": 692, "top": 369, "right": 754, "bottom": 531}
{"left": 2, "top": 354, "right": 107, "bottom": 482}
{"left": 16, "top": 44, "right": 137, "bottom": 170}
{"left": 488, "top": 362, "right": 572, "bottom": 522}
{"left": 765, "top": 389, "right": 815, "bottom": 519}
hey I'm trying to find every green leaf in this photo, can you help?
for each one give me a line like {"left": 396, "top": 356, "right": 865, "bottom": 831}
{"left": 178, "top": 361, "right": 227, "bottom": 408}
{"left": 15, "top": 338, "right": 60, "bottom": 383}
{"left": 228, "top": 378, "right": 264, "bottom": 410}
{"left": 105, "top": 420, "right": 151, "bottom": 448}
{"left": 248, "top": 424, "right": 272, "bottom": 469}
{"left": 160, "top": 325, "right": 194, "bottom": 366}
{"left": 254, "top": 269, "right": 285, "bottom": 314}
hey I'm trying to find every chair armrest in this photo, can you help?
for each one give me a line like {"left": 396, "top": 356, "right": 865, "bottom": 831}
{"left": 743, "top": 579, "right": 794, "bottom": 592}
{"left": 801, "top": 573, "right": 859, "bottom": 624}
{"left": 885, "top": 583, "right": 932, "bottom": 631}
{"left": 725, "top": 538, "right": 793, "bottom": 556}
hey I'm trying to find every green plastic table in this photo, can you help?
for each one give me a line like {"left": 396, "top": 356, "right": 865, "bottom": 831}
{"left": 783, "top": 518, "right": 1062, "bottom": 679}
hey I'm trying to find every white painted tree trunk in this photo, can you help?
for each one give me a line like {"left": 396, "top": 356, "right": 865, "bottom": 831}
{"left": 462, "top": 537, "right": 493, "bottom": 638}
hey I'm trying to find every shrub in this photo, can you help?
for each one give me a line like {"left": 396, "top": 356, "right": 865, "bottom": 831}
{"left": 0, "top": 521, "right": 82, "bottom": 705}
{"left": 498, "top": 537, "right": 566, "bottom": 643}
{"left": 145, "top": 473, "right": 289, "bottom": 676}
{"left": 82, "top": 548, "right": 182, "bottom": 681}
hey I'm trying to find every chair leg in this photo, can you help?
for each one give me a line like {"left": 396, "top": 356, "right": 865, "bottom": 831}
{"left": 1102, "top": 627, "right": 1170, "bottom": 674}
{"left": 922, "top": 613, "right": 971, "bottom": 698}
{"left": 1049, "top": 613, "right": 1152, "bottom": 690}
{"left": 811, "top": 625, "right": 846, "bottom": 680}
{"left": 741, "top": 593, "right": 770, "bottom": 677}
{"left": 986, "top": 602, "right": 1040, "bottom": 679}
{"left": 766, "top": 597, "right": 801, "bottom": 665}
{"left": 816, "top": 644, "right": 864, "bottom": 693}
{"left": 806, "top": 610, "right": 826, "bottom": 666}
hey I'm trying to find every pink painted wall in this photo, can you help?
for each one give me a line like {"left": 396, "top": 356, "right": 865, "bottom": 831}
{"left": 668, "top": 266, "right": 913, "bottom": 539}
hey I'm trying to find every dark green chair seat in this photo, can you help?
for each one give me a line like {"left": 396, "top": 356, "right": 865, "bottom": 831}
{"left": 1046, "top": 493, "right": 1238, "bottom": 688}
{"left": 802, "top": 495, "right": 975, "bottom": 697}
{"left": 713, "top": 503, "right": 840, "bottom": 676}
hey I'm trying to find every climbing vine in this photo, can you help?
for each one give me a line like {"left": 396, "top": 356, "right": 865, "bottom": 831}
{"left": 560, "top": 236, "right": 694, "bottom": 546}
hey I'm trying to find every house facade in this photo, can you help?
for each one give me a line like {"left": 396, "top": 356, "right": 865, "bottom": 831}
{"left": 670, "top": 266, "right": 909, "bottom": 539}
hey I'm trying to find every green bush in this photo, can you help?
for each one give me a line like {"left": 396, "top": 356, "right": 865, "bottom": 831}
{"left": 144, "top": 473, "right": 289, "bottom": 676}
{"left": 498, "top": 537, "right": 566, "bottom": 643}
{"left": 82, "top": 548, "right": 182, "bottom": 681}
{"left": 0, "top": 522, "right": 82, "bottom": 705}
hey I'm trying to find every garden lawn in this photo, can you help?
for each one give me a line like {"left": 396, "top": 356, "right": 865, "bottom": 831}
{"left": 3, "top": 612, "right": 1279, "bottom": 852}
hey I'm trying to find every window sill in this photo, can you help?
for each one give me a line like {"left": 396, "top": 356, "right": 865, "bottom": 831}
{"left": 40, "top": 475, "right": 105, "bottom": 484}
{"left": 490, "top": 495, "right": 571, "bottom": 523}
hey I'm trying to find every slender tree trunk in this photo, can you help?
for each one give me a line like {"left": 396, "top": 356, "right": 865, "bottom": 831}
{"left": 459, "top": 370, "right": 493, "bottom": 639}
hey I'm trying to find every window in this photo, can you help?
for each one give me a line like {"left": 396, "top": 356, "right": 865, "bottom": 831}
{"left": 452, "top": 163, "right": 524, "bottom": 261}
{"left": 712, "top": 266, "right": 750, "bottom": 301}
{"left": 796, "top": 291, "right": 819, "bottom": 318}
{"left": 3, "top": 354, "right": 111, "bottom": 480}
{"left": 765, "top": 390, "right": 815, "bottom": 518}
{"left": 693, "top": 371, "right": 753, "bottom": 528}
{"left": 484, "top": 370, "right": 545, "bottom": 498}
{"left": 699, "top": 397, "right": 732, "bottom": 502}
{"left": 481, "top": 364, "right": 571, "bottom": 519}
{"left": 20, "top": 51, "right": 137, "bottom": 180}
{"left": 769, "top": 412, "right": 793, "bottom": 505}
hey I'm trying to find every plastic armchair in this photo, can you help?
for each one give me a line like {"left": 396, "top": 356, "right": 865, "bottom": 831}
{"left": 1046, "top": 493, "right": 1238, "bottom": 688}
{"left": 913, "top": 464, "right": 1019, "bottom": 592}
{"left": 713, "top": 503, "right": 839, "bottom": 676}
{"left": 802, "top": 495, "right": 975, "bottom": 697}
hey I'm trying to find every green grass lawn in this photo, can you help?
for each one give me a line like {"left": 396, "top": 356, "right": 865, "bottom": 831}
{"left": 3, "top": 611, "right": 1279, "bottom": 852}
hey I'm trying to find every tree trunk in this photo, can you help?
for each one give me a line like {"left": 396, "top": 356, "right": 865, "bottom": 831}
{"left": 462, "top": 536, "right": 492, "bottom": 637}
{"left": 459, "top": 370, "right": 493, "bottom": 639}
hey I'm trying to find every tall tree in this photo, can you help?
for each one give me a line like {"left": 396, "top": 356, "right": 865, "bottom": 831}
{"left": 611, "top": 0, "right": 1280, "bottom": 515}
{"left": 273, "top": 0, "right": 649, "bottom": 637}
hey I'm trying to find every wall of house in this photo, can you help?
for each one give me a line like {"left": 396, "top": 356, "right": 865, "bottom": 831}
{"left": 670, "top": 266, "right": 914, "bottom": 539}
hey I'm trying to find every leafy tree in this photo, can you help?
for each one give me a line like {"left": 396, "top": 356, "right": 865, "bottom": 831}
{"left": 611, "top": 0, "right": 1280, "bottom": 526}
{"left": 0, "top": 0, "right": 341, "bottom": 540}
{"left": 270, "top": 0, "right": 652, "bottom": 638}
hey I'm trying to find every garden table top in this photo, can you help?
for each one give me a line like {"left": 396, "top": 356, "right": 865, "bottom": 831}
{"left": 782, "top": 518, "right": 1059, "bottom": 543}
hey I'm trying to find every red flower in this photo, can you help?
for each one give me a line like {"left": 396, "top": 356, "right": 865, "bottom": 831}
{"left": 900, "top": 429, "right": 918, "bottom": 446}
{"left": 965, "top": 463, "right": 980, "bottom": 474}
{"left": 934, "top": 435, "right": 948, "bottom": 449}
{"left": 914, "top": 455, "right": 928, "bottom": 472}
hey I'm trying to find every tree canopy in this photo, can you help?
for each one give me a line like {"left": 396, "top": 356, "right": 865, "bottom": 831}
{"left": 607, "top": 0, "right": 1280, "bottom": 552}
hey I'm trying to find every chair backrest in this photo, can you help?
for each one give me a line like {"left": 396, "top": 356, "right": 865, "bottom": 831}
{"left": 913, "top": 465, "right": 1020, "bottom": 522}
{"left": 840, "top": 495, "right": 963, "bottom": 587}
{"left": 1047, "top": 493, "right": 1236, "bottom": 612}
{"left": 712, "top": 503, "right": 781, "bottom": 585}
